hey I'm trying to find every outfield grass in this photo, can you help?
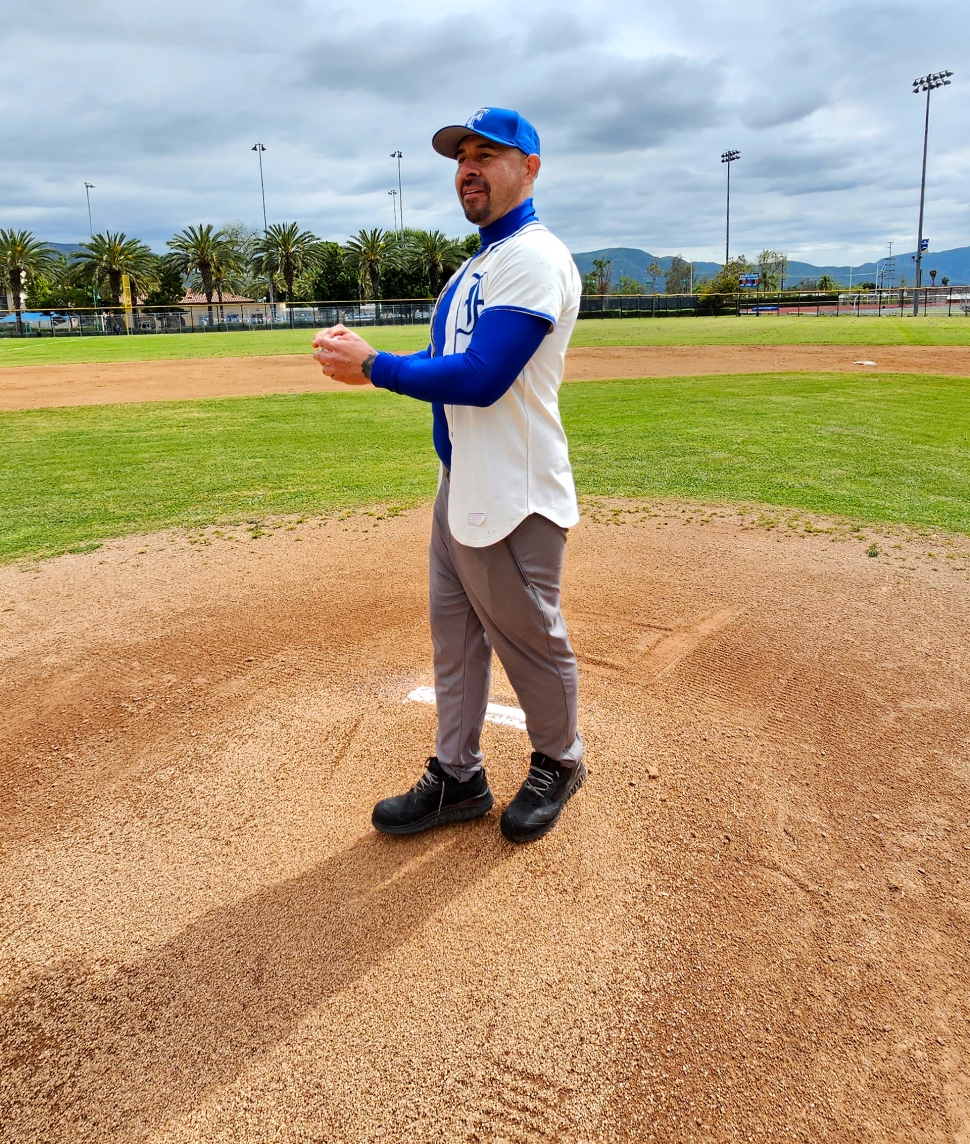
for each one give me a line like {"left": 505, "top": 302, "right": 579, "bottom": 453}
{"left": 567, "top": 373, "right": 970, "bottom": 533}
{"left": 571, "top": 315, "right": 970, "bottom": 347}
{"left": 1, "top": 315, "right": 969, "bottom": 368}
{"left": 2, "top": 372, "right": 968, "bottom": 563}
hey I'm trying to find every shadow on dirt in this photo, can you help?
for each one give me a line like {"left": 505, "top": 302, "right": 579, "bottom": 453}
{"left": 1, "top": 822, "right": 509, "bottom": 1139}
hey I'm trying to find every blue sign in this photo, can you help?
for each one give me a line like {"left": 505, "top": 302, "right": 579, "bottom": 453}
{"left": 920, "top": 238, "right": 929, "bottom": 251}
{"left": 739, "top": 273, "right": 760, "bottom": 287}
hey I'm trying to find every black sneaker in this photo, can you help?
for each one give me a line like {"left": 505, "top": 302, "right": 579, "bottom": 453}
{"left": 372, "top": 757, "right": 494, "bottom": 835}
{"left": 500, "top": 753, "right": 587, "bottom": 844}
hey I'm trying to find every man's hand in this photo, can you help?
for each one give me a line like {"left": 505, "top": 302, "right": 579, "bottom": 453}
{"left": 312, "top": 324, "right": 378, "bottom": 386}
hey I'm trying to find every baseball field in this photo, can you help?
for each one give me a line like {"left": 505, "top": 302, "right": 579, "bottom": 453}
{"left": 2, "top": 317, "right": 969, "bottom": 1140}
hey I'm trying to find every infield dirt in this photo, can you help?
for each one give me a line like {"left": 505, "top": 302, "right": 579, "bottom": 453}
{"left": 1, "top": 505, "right": 968, "bottom": 1141}
{"left": 1, "top": 343, "right": 969, "bottom": 409}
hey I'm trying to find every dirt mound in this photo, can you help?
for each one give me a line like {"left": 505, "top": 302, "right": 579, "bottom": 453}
{"left": 1, "top": 507, "right": 968, "bottom": 1141}
{"left": 1, "top": 343, "right": 968, "bottom": 410}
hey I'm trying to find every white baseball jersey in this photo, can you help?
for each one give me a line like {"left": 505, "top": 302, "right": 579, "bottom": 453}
{"left": 436, "top": 219, "right": 582, "bottom": 547}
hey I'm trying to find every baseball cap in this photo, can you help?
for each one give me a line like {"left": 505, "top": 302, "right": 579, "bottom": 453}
{"left": 432, "top": 108, "right": 540, "bottom": 160}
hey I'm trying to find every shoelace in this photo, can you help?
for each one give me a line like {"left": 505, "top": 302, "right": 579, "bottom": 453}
{"left": 413, "top": 767, "right": 442, "bottom": 795}
{"left": 523, "top": 761, "right": 557, "bottom": 798}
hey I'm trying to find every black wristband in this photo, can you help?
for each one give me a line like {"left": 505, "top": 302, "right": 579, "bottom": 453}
{"left": 362, "top": 351, "right": 377, "bottom": 381}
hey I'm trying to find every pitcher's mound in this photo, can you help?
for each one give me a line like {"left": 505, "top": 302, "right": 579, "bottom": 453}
{"left": 1, "top": 505, "right": 968, "bottom": 1141}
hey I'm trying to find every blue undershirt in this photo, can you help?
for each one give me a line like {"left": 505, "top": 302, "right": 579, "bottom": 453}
{"left": 369, "top": 198, "right": 550, "bottom": 470}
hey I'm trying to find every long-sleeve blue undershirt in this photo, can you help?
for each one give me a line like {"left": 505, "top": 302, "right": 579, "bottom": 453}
{"left": 369, "top": 198, "right": 550, "bottom": 470}
{"left": 370, "top": 307, "right": 549, "bottom": 470}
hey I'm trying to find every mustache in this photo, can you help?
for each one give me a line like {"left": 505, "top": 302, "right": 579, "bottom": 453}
{"left": 460, "top": 176, "right": 490, "bottom": 196}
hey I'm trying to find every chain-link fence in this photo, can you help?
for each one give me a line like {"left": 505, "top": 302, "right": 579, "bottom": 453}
{"left": 1, "top": 287, "right": 968, "bottom": 337}
{"left": 0, "top": 299, "right": 436, "bottom": 338}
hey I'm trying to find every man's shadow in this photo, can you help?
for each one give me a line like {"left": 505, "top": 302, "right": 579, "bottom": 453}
{"left": 1, "top": 823, "right": 509, "bottom": 1138}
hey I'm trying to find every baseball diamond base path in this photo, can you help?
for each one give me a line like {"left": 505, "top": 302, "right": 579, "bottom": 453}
{"left": 1, "top": 343, "right": 970, "bottom": 409}
{"left": 1, "top": 506, "right": 968, "bottom": 1142}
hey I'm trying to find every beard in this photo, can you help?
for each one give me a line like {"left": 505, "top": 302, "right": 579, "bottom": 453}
{"left": 460, "top": 177, "right": 491, "bottom": 223}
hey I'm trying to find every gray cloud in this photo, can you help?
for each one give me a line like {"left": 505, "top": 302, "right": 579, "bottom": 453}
{"left": 0, "top": 0, "right": 966, "bottom": 264}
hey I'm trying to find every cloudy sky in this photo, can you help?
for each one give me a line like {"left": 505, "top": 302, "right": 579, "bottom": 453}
{"left": 2, "top": 0, "right": 968, "bottom": 264}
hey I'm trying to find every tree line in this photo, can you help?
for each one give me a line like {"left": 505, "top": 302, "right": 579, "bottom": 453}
{"left": 0, "top": 223, "right": 482, "bottom": 327}
{"left": 582, "top": 250, "right": 797, "bottom": 296}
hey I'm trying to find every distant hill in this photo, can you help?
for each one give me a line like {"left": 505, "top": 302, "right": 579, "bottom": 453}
{"left": 573, "top": 245, "right": 970, "bottom": 288}
{"left": 785, "top": 246, "right": 970, "bottom": 287}
{"left": 47, "top": 242, "right": 85, "bottom": 257}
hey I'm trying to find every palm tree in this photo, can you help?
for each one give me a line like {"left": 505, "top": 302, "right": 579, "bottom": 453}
{"left": 407, "top": 230, "right": 464, "bottom": 297}
{"left": 166, "top": 224, "right": 229, "bottom": 307}
{"left": 72, "top": 232, "right": 156, "bottom": 309}
{"left": 343, "top": 228, "right": 399, "bottom": 300}
{"left": 0, "top": 230, "right": 56, "bottom": 335}
{"left": 252, "top": 222, "right": 321, "bottom": 302}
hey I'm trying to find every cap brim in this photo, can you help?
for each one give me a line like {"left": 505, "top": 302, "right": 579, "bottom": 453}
{"left": 432, "top": 125, "right": 524, "bottom": 159}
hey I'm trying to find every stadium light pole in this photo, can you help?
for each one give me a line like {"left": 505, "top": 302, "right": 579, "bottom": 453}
{"left": 389, "top": 189, "right": 399, "bottom": 232}
{"left": 252, "top": 143, "right": 275, "bottom": 307}
{"left": 84, "top": 182, "right": 95, "bottom": 235}
{"left": 83, "top": 182, "right": 101, "bottom": 312}
{"left": 721, "top": 150, "right": 740, "bottom": 265}
{"left": 391, "top": 151, "right": 403, "bottom": 230}
{"left": 911, "top": 70, "right": 952, "bottom": 315}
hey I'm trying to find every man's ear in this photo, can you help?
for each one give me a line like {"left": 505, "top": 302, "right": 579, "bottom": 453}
{"left": 525, "top": 153, "right": 541, "bottom": 184}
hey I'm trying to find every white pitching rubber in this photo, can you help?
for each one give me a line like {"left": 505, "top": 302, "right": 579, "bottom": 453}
{"left": 404, "top": 685, "right": 527, "bottom": 731}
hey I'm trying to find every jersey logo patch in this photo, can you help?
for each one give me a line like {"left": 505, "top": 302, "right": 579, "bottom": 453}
{"left": 468, "top": 512, "right": 486, "bottom": 526}
{"left": 456, "top": 272, "right": 486, "bottom": 337}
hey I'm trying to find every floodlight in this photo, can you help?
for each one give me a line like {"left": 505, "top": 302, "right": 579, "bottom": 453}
{"left": 913, "top": 70, "right": 953, "bottom": 93}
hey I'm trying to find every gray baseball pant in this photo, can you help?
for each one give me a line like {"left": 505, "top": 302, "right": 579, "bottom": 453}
{"left": 430, "top": 471, "right": 584, "bottom": 781}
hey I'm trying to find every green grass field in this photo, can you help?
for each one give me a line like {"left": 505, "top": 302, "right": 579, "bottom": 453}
{"left": 2, "top": 315, "right": 970, "bottom": 368}
{"left": 2, "top": 372, "right": 968, "bottom": 563}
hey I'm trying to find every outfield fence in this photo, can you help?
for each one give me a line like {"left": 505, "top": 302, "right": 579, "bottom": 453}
{"left": 1, "top": 287, "right": 968, "bottom": 337}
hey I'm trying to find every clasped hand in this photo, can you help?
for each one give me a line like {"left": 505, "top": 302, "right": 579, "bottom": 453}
{"left": 312, "top": 324, "right": 377, "bottom": 386}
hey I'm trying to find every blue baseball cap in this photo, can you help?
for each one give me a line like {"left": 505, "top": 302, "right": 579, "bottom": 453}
{"left": 432, "top": 108, "right": 540, "bottom": 160}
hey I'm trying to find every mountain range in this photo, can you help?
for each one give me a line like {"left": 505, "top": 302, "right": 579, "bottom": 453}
{"left": 572, "top": 246, "right": 970, "bottom": 289}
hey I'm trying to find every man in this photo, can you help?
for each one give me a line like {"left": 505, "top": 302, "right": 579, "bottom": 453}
{"left": 313, "top": 107, "right": 584, "bottom": 844}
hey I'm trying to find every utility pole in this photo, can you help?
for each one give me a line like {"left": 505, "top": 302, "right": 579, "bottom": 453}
{"left": 389, "top": 189, "right": 399, "bottom": 232}
{"left": 252, "top": 143, "right": 275, "bottom": 307}
{"left": 721, "top": 150, "right": 740, "bottom": 266}
{"left": 391, "top": 151, "right": 403, "bottom": 230}
{"left": 911, "top": 70, "right": 952, "bottom": 315}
